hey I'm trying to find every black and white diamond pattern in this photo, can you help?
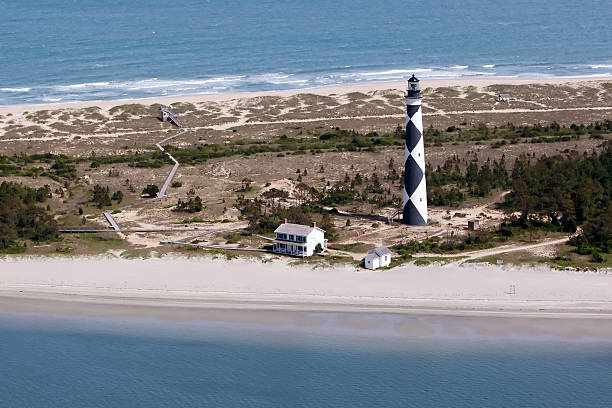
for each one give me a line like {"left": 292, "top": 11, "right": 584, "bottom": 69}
{"left": 405, "top": 120, "right": 421, "bottom": 152}
{"left": 402, "top": 100, "right": 427, "bottom": 225}
{"left": 404, "top": 155, "right": 423, "bottom": 196}
{"left": 407, "top": 104, "right": 420, "bottom": 119}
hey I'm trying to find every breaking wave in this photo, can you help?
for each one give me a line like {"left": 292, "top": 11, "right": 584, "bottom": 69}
{"left": 1, "top": 63, "right": 611, "bottom": 105}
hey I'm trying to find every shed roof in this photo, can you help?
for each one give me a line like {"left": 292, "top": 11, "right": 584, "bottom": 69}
{"left": 274, "top": 223, "right": 325, "bottom": 236}
{"left": 368, "top": 246, "right": 392, "bottom": 258}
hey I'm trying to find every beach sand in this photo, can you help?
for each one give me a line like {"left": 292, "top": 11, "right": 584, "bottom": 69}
{"left": 1, "top": 256, "right": 610, "bottom": 328}
{"left": 1, "top": 76, "right": 610, "bottom": 115}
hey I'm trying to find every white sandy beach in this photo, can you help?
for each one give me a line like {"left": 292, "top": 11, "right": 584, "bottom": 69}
{"left": 1, "top": 76, "right": 610, "bottom": 115}
{"left": 1, "top": 256, "right": 610, "bottom": 318}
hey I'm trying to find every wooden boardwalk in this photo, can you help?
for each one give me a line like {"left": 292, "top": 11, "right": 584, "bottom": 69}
{"left": 160, "top": 107, "right": 183, "bottom": 127}
{"left": 102, "top": 211, "right": 120, "bottom": 231}
{"left": 64, "top": 111, "right": 188, "bottom": 234}
{"left": 60, "top": 228, "right": 203, "bottom": 233}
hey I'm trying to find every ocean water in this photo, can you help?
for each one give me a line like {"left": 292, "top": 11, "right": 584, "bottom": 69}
{"left": 0, "top": 0, "right": 611, "bottom": 105}
{"left": 1, "top": 311, "right": 612, "bottom": 407}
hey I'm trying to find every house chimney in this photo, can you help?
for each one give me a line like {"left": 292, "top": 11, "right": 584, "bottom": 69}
{"left": 284, "top": 218, "right": 287, "bottom": 224}
{"left": 313, "top": 222, "right": 317, "bottom": 228}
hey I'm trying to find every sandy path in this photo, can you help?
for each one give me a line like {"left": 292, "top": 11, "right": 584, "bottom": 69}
{"left": 204, "top": 106, "right": 612, "bottom": 130}
{"left": 459, "top": 237, "right": 572, "bottom": 262}
{"left": 413, "top": 236, "right": 572, "bottom": 265}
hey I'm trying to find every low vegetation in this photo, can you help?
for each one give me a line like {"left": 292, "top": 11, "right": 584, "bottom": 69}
{"left": 0, "top": 116, "right": 609, "bottom": 260}
{"left": 174, "top": 196, "right": 203, "bottom": 213}
{"left": 0, "top": 182, "right": 59, "bottom": 252}
{"left": 2, "top": 121, "right": 609, "bottom": 182}
{"left": 427, "top": 155, "right": 509, "bottom": 206}
{"left": 503, "top": 144, "right": 611, "bottom": 262}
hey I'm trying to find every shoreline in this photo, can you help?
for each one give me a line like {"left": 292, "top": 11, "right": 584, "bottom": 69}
{"left": 2, "top": 290, "right": 612, "bottom": 319}
{"left": 1, "top": 75, "right": 610, "bottom": 115}
{"left": 1, "top": 256, "right": 611, "bottom": 324}
{"left": 3, "top": 292, "right": 612, "bottom": 342}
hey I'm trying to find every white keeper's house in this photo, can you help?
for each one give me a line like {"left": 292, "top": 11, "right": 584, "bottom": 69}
{"left": 364, "top": 246, "right": 392, "bottom": 270}
{"left": 273, "top": 220, "right": 327, "bottom": 257}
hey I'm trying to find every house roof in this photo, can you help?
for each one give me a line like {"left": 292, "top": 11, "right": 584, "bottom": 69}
{"left": 274, "top": 223, "right": 325, "bottom": 236}
{"left": 368, "top": 246, "right": 392, "bottom": 258}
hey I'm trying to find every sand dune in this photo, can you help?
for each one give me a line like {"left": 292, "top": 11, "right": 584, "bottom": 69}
{"left": 1, "top": 76, "right": 610, "bottom": 115}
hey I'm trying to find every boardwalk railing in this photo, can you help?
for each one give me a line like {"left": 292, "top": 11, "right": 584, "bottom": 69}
{"left": 64, "top": 110, "right": 187, "bottom": 233}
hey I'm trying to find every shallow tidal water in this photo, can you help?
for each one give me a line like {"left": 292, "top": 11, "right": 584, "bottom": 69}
{"left": 1, "top": 310, "right": 611, "bottom": 407}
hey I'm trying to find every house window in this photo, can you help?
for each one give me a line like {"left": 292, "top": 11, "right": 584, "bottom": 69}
{"left": 289, "top": 235, "right": 294, "bottom": 241}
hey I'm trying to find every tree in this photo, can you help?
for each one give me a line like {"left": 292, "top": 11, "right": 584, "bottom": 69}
{"left": 174, "top": 196, "right": 203, "bottom": 213}
{"left": 237, "top": 178, "right": 252, "bottom": 192}
{"left": 294, "top": 182, "right": 314, "bottom": 205}
{"left": 319, "top": 212, "right": 338, "bottom": 241}
{"left": 142, "top": 184, "right": 159, "bottom": 198}
{"left": 91, "top": 185, "right": 112, "bottom": 208}
{"left": 262, "top": 188, "right": 289, "bottom": 201}
{"left": 191, "top": 196, "right": 203, "bottom": 212}
{"left": 112, "top": 190, "right": 123, "bottom": 203}
{"left": 0, "top": 182, "right": 58, "bottom": 251}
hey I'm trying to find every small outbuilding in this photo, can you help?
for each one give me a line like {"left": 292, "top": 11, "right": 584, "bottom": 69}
{"left": 364, "top": 246, "right": 392, "bottom": 270}
{"left": 467, "top": 219, "right": 480, "bottom": 231}
{"left": 497, "top": 93, "right": 511, "bottom": 102}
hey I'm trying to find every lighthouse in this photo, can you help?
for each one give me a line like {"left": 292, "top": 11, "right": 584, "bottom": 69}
{"left": 402, "top": 74, "right": 427, "bottom": 225}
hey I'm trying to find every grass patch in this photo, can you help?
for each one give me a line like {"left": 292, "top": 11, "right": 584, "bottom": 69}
{"left": 181, "top": 217, "right": 231, "bottom": 224}
{"left": 181, "top": 217, "right": 206, "bottom": 223}
{"left": 75, "top": 234, "right": 126, "bottom": 253}
{"left": 328, "top": 242, "right": 373, "bottom": 253}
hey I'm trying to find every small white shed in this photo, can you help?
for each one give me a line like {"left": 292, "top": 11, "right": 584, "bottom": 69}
{"left": 364, "top": 247, "right": 392, "bottom": 270}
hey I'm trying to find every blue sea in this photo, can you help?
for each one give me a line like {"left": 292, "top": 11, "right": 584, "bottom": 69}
{"left": 1, "top": 311, "right": 612, "bottom": 407}
{"left": 1, "top": 0, "right": 611, "bottom": 105}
